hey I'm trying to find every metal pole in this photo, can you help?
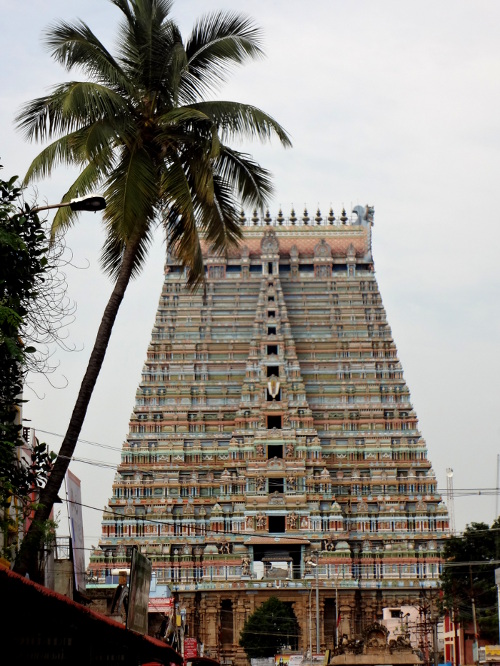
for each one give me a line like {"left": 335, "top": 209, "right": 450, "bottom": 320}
{"left": 315, "top": 558, "right": 320, "bottom": 654}
{"left": 309, "top": 586, "right": 313, "bottom": 662}
{"left": 496, "top": 568, "right": 500, "bottom": 645}
{"left": 470, "top": 566, "right": 479, "bottom": 666}
{"left": 496, "top": 454, "right": 499, "bottom": 521}
{"left": 335, "top": 578, "right": 339, "bottom": 647}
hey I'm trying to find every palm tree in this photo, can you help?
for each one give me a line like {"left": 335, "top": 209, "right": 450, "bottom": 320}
{"left": 13, "top": 0, "right": 290, "bottom": 579}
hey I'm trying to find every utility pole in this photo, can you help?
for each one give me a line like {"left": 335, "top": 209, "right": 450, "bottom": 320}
{"left": 446, "top": 469, "right": 456, "bottom": 535}
{"left": 315, "top": 555, "right": 320, "bottom": 654}
{"left": 495, "top": 568, "right": 500, "bottom": 645}
{"left": 470, "top": 566, "right": 479, "bottom": 666}
{"left": 309, "top": 585, "right": 313, "bottom": 663}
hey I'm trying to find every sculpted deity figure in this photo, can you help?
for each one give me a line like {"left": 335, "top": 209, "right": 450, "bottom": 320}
{"left": 241, "top": 557, "right": 251, "bottom": 575}
{"left": 287, "top": 512, "right": 298, "bottom": 529}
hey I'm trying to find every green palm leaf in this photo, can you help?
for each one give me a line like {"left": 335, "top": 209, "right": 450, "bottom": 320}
{"left": 182, "top": 11, "right": 264, "bottom": 101}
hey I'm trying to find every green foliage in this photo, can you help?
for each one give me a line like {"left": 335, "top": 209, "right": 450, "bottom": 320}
{"left": 16, "top": 0, "right": 291, "bottom": 287}
{"left": 440, "top": 519, "right": 500, "bottom": 642}
{"left": 0, "top": 167, "right": 56, "bottom": 556}
{"left": 239, "top": 596, "right": 299, "bottom": 659}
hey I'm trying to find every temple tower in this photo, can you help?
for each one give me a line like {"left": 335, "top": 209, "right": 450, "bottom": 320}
{"left": 88, "top": 205, "right": 449, "bottom": 664}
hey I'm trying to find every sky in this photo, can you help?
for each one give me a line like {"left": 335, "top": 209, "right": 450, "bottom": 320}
{"left": 1, "top": 0, "right": 499, "bottom": 565}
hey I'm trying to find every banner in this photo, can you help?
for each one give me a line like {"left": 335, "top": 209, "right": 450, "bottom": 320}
{"left": 66, "top": 470, "right": 85, "bottom": 593}
{"left": 127, "top": 549, "right": 152, "bottom": 634}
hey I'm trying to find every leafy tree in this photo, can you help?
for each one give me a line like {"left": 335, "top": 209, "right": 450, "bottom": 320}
{"left": 239, "top": 596, "right": 299, "bottom": 659}
{"left": 440, "top": 520, "right": 500, "bottom": 642}
{"left": 0, "top": 167, "right": 56, "bottom": 560}
{"left": 13, "top": 0, "right": 290, "bottom": 579}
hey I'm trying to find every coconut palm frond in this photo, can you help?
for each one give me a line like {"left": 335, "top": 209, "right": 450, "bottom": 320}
{"left": 193, "top": 100, "right": 292, "bottom": 147}
{"left": 103, "top": 146, "right": 160, "bottom": 249}
{"left": 199, "top": 174, "right": 242, "bottom": 251}
{"left": 215, "top": 146, "right": 274, "bottom": 211}
{"left": 100, "top": 225, "right": 155, "bottom": 281}
{"left": 181, "top": 11, "right": 264, "bottom": 102}
{"left": 43, "top": 19, "right": 130, "bottom": 92}
{"left": 15, "top": 82, "right": 129, "bottom": 143}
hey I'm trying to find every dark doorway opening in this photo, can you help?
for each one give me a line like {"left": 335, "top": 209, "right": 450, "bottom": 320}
{"left": 220, "top": 599, "right": 234, "bottom": 645}
{"left": 269, "top": 477, "right": 284, "bottom": 493}
{"left": 268, "top": 515, "right": 286, "bottom": 533}
{"left": 267, "top": 415, "right": 282, "bottom": 429}
{"left": 268, "top": 444, "right": 283, "bottom": 459}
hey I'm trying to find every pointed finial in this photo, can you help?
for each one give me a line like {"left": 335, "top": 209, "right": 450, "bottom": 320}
{"left": 264, "top": 209, "right": 272, "bottom": 225}
{"left": 340, "top": 208, "right": 348, "bottom": 224}
{"left": 289, "top": 207, "right": 297, "bottom": 225}
{"left": 252, "top": 209, "right": 259, "bottom": 225}
{"left": 239, "top": 209, "right": 246, "bottom": 225}
{"left": 315, "top": 208, "right": 322, "bottom": 224}
{"left": 328, "top": 207, "right": 336, "bottom": 224}
{"left": 302, "top": 207, "right": 310, "bottom": 225}
{"left": 277, "top": 207, "right": 285, "bottom": 225}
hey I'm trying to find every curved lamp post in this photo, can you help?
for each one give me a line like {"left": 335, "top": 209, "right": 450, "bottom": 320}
{"left": 307, "top": 556, "right": 320, "bottom": 655}
{"left": 31, "top": 195, "right": 106, "bottom": 214}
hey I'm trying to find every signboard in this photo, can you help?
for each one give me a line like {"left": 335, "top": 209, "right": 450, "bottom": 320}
{"left": 127, "top": 549, "right": 152, "bottom": 635}
{"left": 480, "top": 646, "right": 500, "bottom": 663}
{"left": 275, "top": 655, "right": 305, "bottom": 666}
{"left": 66, "top": 470, "right": 86, "bottom": 593}
{"left": 148, "top": 597, "right": 174, "bottom": 613}
{"left": 184, "top": 637, "right": 198, "bottom": 659}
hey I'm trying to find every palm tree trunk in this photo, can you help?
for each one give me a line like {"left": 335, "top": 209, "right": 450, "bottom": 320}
{"left": 13, "top": 234, "right": 143, "bottom": 581}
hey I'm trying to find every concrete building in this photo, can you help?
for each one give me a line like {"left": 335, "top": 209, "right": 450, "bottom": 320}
{"left": 87, "top": 205, "right": 449, "bottom": 665}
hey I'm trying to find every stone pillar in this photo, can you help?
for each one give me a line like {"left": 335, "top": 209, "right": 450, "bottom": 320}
{"left": 200, "top": 595, "right": 220, "bottom": 659}
{"left": 292, "top": 596, "right": 309, "bottom": 653}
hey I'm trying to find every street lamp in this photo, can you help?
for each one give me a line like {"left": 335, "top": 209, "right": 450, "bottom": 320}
{"left": 307, "top": 556, "right": 320, "bottom": 655}
{"left": 31, "top": 194, "right": 106, "bottom": 214}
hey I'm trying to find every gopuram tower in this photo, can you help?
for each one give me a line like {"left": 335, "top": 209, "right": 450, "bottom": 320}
{"left": 88, "top": 204, "right": 449, "bottom": 663}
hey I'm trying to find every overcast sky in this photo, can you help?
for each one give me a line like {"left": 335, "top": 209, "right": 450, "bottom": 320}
{"left": 1, "top": 0, "right": 499, "bottom": 563}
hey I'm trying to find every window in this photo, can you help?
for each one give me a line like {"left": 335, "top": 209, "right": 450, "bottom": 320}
{"left": 269, "top": 477, "right": 284, "bottom": 493}
{"left": 267, "top": 415, "right": 282, "bottom": 429}
{"left": 268, "top": 326, "right": 277, "bottom": 335}
{"left": 267, "top": 345, "right": 278, "bottom": 355}
{"left": 268, "top": 444, "right": 283, "bottom": 459}
{"left": 268, "top": 515, "right": 286, "bottom": 533}
{"left": 267, "top": 366, "right": 279, "bottom": 377}
{"left": 268, "top": 310, "right": 276, "bottom": 318}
